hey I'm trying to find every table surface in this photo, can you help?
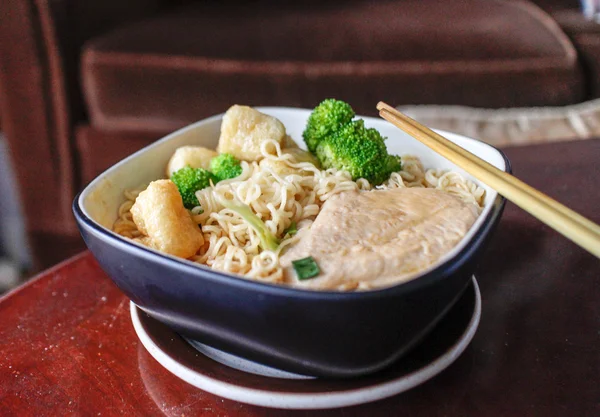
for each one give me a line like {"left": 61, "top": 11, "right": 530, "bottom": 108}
{"left": 1, "top": 139, "right": 599, "bottom": 416}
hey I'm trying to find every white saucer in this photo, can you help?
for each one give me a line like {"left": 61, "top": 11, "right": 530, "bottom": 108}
{"left": 131, "top": 276, "right": 481, "bottom": 410}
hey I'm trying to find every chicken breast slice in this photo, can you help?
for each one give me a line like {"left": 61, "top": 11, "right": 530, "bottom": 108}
{"left": 280, "top": 187, "right": 479, "bottom": 290}
{"left": 131, "top": 180, "right": 204, "bottom": 258}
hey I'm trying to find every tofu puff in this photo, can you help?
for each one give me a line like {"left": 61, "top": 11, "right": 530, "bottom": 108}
{"left": 130, "top": 107, "right": 304, "bottom": 260}
{"left": 166, "top": 106, "right": 312, "bottom": 183}
{"left": 166, "top": 146, "right": 218, "bottom": 177}
{"left": 217, "top": 105, "right": 299, "bottom": 161}
{"left": 131, "top": 180, "right": 204, "bottom": 258}
{"left": 216, "top": 105, "right": 318, "bottom": 175}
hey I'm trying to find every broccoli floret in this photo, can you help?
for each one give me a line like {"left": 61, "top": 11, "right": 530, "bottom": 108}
{"left": 215, "top": 194, "right": 279, "bottom": 251}
{"left": 303, "top": 99, "right": 401, "bottom": 185}
{"left": 210, "top": 153, "right": 243, "bottom": 182}
{"left": 385, "top": 154, "right": 402, "bottom": 176}
{"left": 303, "top": 99, "right": 355, "bottom": 153}
{"left": 170, "top": 165, "right": 215, "bottom": 209}
{"left": 315, "top": 120, "right": 401, "bottom": 185}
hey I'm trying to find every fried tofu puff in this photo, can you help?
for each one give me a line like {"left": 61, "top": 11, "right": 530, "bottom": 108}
{"left": 217, "top": 105, "right": 290, "bottom": 161}
{"left": 131, "top": 180, "right": 204, "bottom": 258}
{"left": 166, "top": 146, "right": 218, "bottom": 177}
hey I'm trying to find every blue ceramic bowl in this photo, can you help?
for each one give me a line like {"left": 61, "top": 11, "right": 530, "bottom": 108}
{"left": 73, "top": 108, "right": 508, "bottom": 378}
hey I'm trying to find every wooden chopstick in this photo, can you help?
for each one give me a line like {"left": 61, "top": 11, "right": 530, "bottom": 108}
{"left": 377, "top": 101, "right": 600, "bottom": 259}
{"left": 378, "top": 102, "right": 587, "bottom": 223}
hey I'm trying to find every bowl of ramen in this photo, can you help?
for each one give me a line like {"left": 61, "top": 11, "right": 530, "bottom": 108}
{"left": 73, "top": 101, "right": 508, "bottom": 378}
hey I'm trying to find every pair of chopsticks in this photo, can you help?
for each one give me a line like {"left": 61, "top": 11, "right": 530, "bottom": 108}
{"left": 377, "top": 101, "right": 600, "bottom": 259}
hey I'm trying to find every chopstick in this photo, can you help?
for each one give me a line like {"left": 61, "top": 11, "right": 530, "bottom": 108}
{"left": 377, "top": 101, "right": 600, "bottom": 259}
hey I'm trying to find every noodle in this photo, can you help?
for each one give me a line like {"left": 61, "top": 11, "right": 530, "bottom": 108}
{"left": 113, "top": 140, "right": 485, "bottom": 283}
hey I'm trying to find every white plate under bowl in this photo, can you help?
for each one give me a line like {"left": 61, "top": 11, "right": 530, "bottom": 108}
{"left": 131, "top": 276, "right": 481, "bottom": 410}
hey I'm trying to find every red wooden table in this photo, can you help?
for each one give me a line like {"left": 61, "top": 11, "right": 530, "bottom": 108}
{"left": 1, "top": 140, "right": 599, "bottom": 416}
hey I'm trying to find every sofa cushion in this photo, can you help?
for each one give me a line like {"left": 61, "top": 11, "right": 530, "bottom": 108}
{"left": 82, "top": 0, "right": 584, "bottom": 133}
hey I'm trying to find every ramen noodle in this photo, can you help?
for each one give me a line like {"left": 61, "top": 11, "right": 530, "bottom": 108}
{"left": 113, "top": 139, "right": 485, "bottom": 286}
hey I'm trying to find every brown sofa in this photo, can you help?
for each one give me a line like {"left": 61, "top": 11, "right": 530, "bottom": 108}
{"left": 1, "top": 0, "right": 598, "bottom": 270}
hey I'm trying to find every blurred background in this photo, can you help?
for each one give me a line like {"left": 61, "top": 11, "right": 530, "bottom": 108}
{"left": 1, "top": 0, "right": 599, "bottom": 292}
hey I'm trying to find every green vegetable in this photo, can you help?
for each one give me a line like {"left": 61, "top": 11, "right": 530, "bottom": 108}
{"left": 216, "top": 194, "right": 279, "bottom": 251}
{"left": 283, "top": 221, "right": 297, "bottom": 237}
{"left": 210, "top": 153, "right": 243, "bottom": 182}
{"left": 170, "top": 165, "right": 216, "bottom": 209}
{"left": 302, "top": 99, "right": 355, "bottom": 153}
{"left": 315, "top": 119, "right": 402, "bottom": 185}
{"left": 385, "top": 154, "right": 403, "bottom": 178}
{"left": 302, "top": 99, "right": 401, "bottom": 185}
{"left": 291, "top": 256, "right": 320, "bottom": 280}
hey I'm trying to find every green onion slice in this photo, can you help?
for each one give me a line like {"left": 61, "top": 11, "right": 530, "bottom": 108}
{"left": 283, "top": 221, "right": 297, "bottom": 237}
{"left": 292, "top": 256, "right": 320, "bottom": 280}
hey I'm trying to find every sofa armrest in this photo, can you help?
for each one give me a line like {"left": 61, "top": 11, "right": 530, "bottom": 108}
{"left": 0, "top": 0, "right": 167, "bottom": 269}
{"left": 552, "top": 10, "right": 600, "bottom": 98}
